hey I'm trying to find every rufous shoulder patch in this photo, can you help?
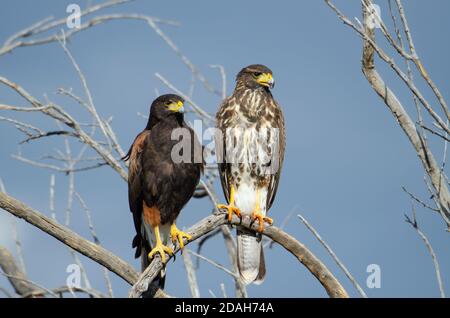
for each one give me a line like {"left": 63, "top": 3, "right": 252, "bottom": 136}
{"left": 129, "top": 131, "right": 150, "bottom": 176}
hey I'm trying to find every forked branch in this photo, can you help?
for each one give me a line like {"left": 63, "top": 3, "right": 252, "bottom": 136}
{"left": 0, "top": 191, "right": 348, "bottom": 298}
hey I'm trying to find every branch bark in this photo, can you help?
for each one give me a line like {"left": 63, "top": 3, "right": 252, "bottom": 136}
{"left": 405, "top": 211, "right": 445, "bottom": 297}
{"left": 0, "top": 246, "right": 43, "bottom": 297}
{"left": 0, "top": 190, "right": 348, "bottom": 298}
{"left": 325, "top": 0, "right": 450, "bottom": 228}
{"left": 359, "top": 1, "right": 450, "bottom": 228}
{"left": 129, "top": 210, "right": 349, "bottom": 298}
{"left": 0, "top": 191, "right": 169, "bottom": 298}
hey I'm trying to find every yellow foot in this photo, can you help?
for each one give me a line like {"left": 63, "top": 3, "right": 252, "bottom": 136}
{"left": 251, "top": 212, "right": 273, "bottom": 233}
{"left": 170, "top": 224, "right": 192, "bottom": 249}
{"left": 148, "top": 242, "right": 174, "bottom": 264}
{"left": 217, "top": 203, "right": 242, "bottom": 222}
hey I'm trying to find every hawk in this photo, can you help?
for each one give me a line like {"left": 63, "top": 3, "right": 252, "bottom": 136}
{"left": 215, "top": 64, "right": 285, "bottom": 285}
{"left": 124, "top": 94, "right": 202, "bottom": 288}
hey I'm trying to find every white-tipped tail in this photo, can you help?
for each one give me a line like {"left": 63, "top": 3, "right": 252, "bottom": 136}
{"left": 237, "top": 227, "right": 266, "bottom": 285}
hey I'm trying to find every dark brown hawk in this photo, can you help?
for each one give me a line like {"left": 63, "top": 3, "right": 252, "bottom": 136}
{"left": 124, "top": 94, "right": 202, "bottom": 288}
{"left": 215, "top": 64, "right": 285, "bottom": 285}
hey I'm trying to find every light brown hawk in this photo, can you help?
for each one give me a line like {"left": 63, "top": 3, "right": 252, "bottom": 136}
{"left": 215, "top": 64, "right": 285, "bottom": 284}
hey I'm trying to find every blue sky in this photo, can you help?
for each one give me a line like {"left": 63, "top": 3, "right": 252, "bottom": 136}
{"left": 0, "top": 0, "right": 449, "bottom": 298}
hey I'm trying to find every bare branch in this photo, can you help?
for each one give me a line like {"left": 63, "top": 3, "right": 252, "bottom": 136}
{"left": 182, "top": 248, "right": 200, "bottom": 298}
{"left": 0, "top": 105, "right": 52, "bottom": 112}
{"left": 402, "top": 186, "right": 440, "bottom": 213}
{"left": 129, "top": 211, "right": 349, "bottom": 298}
{"left": 405, "top": 208, "right": 445, "bottom": 297}
{"left": 0, "top": 0, "right": 180, "bottom": 57}
{"left": 220, "top": 283, "right": 227, "bottom": 298}
{"left": 0, "top": 76, "right": 128, "bottom": 181}
{"left": 0, "top": 246, "right": 42, "bottom": 297}
{"left": 58, "top": 36, "right": 110, "bottom": 145}
{"left": 0, "top": 192, "right": 137, "bottom": 285}
{"left": 187, "top": 249, "right": 238, "bottom": 279}
{"left": 394, "top": 0, "right": 449, "bottom": 119}
{"left": 3, "top": 16, "right": 54, "bottom": 46}
{"left": 75, "top": 192, "right": 114, "bottom": 297}
{"left": 325, "top": 1, "right": 450, "bottom": 135}
{"left": 209, "top": 64, "right": 227, "bottom": 100}
{"left": 145, "top": 19, "right": 220, "bottom": 96}
{"left": 155, "top": 73, "right": 215, "bottom": 123}
{"left": 324, "top": 0, "right": 450, "bottom": 228}
{"left": 418, "top": 124, "right": 450, "bottom": 143}
{"left": 298, "top": 214, "right": 367, "bottom": 298}
{"left": 0, "top": 116, "right": 43, "bottom": 134}
{"left": 19, "top": 130, "right": 79, "bottom": 144}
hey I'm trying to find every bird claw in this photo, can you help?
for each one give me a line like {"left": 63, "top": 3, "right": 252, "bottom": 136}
{"left": 217, "top": 204, "right": 242, "bottom": 222}
{"left": 170, "top": 225, "right": 192, "bottom": 249}
{"left": 251, "top": 212, "right": 273, "bottom": 233}
{"left": 148, "top": 242, "right": 174, "bottom": 264}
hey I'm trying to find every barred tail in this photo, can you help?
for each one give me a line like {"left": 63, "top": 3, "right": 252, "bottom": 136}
{"left": 236, "top": 226, "right": 266, "bottom": 285}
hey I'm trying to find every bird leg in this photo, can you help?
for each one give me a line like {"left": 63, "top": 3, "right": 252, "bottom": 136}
{"left": 148, "top": 225, "right": 174, "bottom": 264}
{"left": 251, "top": 189, "right": 273, "bottom": 233}
{"left": 170, "top": 223, "right": 192, "bottom": 249}
{"left": 217, "top": 185, "right": 242, "bottom": 221}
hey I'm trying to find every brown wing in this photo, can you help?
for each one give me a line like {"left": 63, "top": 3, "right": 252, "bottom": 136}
{"left": 215, "top": 96, "right": 235, "bottom": 203}
{"left": 266, "top": 100, "right": 285, "bottom": 210}
{"left": 124, "top": 130, "right": 151, "bottom": 258}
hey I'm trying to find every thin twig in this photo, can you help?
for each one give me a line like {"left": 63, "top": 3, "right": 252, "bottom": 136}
{"left": 404, "top": 207, "right": 445, "bottom": 297}
{"left": 182, "top": 248, "right": 200, "bottom": 298}
{"left": 188, "top": 250, "right": 238, "bottom": 278}
{"left": 75, "top": 192, "right": 114, "bottom": 297}
{"left": 298, "top": 214, "right": 367, "bottom": 298}
{"left": 155, "top": 73, "right": 215, "bottom": 123}
{"left": 210, "top": 64, "right": 227, "bottom": 100}
{"left": 402, "top": 186, "right": 440, "bottom": 213}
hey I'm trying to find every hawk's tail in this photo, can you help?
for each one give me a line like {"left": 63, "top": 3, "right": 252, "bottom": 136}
{"left": 236, "top": 226, "right": 266, "bottom": 285}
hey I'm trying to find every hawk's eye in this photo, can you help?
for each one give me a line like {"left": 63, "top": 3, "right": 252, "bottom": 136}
{"left": 253, "top": 72, "right": 262, "bottom": 77}
{"left": 165, "top": 101, "right": 172, "bottom": 106}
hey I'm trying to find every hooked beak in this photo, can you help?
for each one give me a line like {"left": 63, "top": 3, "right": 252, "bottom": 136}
{"left": 168, "top": 100, "right": 184, "bottom": 113}
{"left": 257, "top": 73, "right": 275, "bottom": 89}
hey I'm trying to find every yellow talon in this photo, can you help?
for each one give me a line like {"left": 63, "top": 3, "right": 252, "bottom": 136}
{"left": 170, "top": 224, "right": 192, "bottom": 249}
{"left": 217, "top": 204, "right": 241, "bottom": 221}
{"left": 217, "top": 185, "right": 242, "bottom": 221}
{"left": 148, "top": 242, "right": 173, "bottom": 264}
{"left": 251, "top": 189, "right": 273, "bottom": 233}
{"left": 252, "top": 212, "right": 273, "bottom": 233}
{"left": 148, "top": 225, "right": 174, "bottom": 264}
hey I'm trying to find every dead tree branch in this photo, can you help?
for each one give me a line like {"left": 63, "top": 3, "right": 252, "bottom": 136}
{"left": 0, "top": 191, "right": 169, "bottom": 298}
{"left": 0, "top": 190, "right": 348, "bottom": 298}
{"left": 0, "top": 246, "right": 43, "bottom": 297}
{"left": 298, "top": 214, "right": 367, "bottom": 298}
{"left": 0, "top": 1, "right": 179, "bottom": 57}
{"left": 324, "top": 0, "right": 450, "bottom": 229}
{"left": 405, "top": 207, "right": 445, "bottom": 297}
{"left": 129, "top": 210, "right": 349, "bottom": 298}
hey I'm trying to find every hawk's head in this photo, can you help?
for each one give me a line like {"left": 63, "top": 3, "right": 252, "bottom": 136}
{"left": 149, "top": 94, "right": 184, "bottom": 119}
{"left": 146, "top": 94, "right": 185, "bottom": 129}
{"left": 236, "top": 64, "right": 275, "bottom": 90}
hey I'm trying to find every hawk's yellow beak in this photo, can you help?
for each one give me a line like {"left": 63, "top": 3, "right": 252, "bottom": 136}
{"left": 256, "top": 73, "right": 275, "bottom": 88}
{"left": 168, "top": 100, "right": 184, "bottom": 112}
